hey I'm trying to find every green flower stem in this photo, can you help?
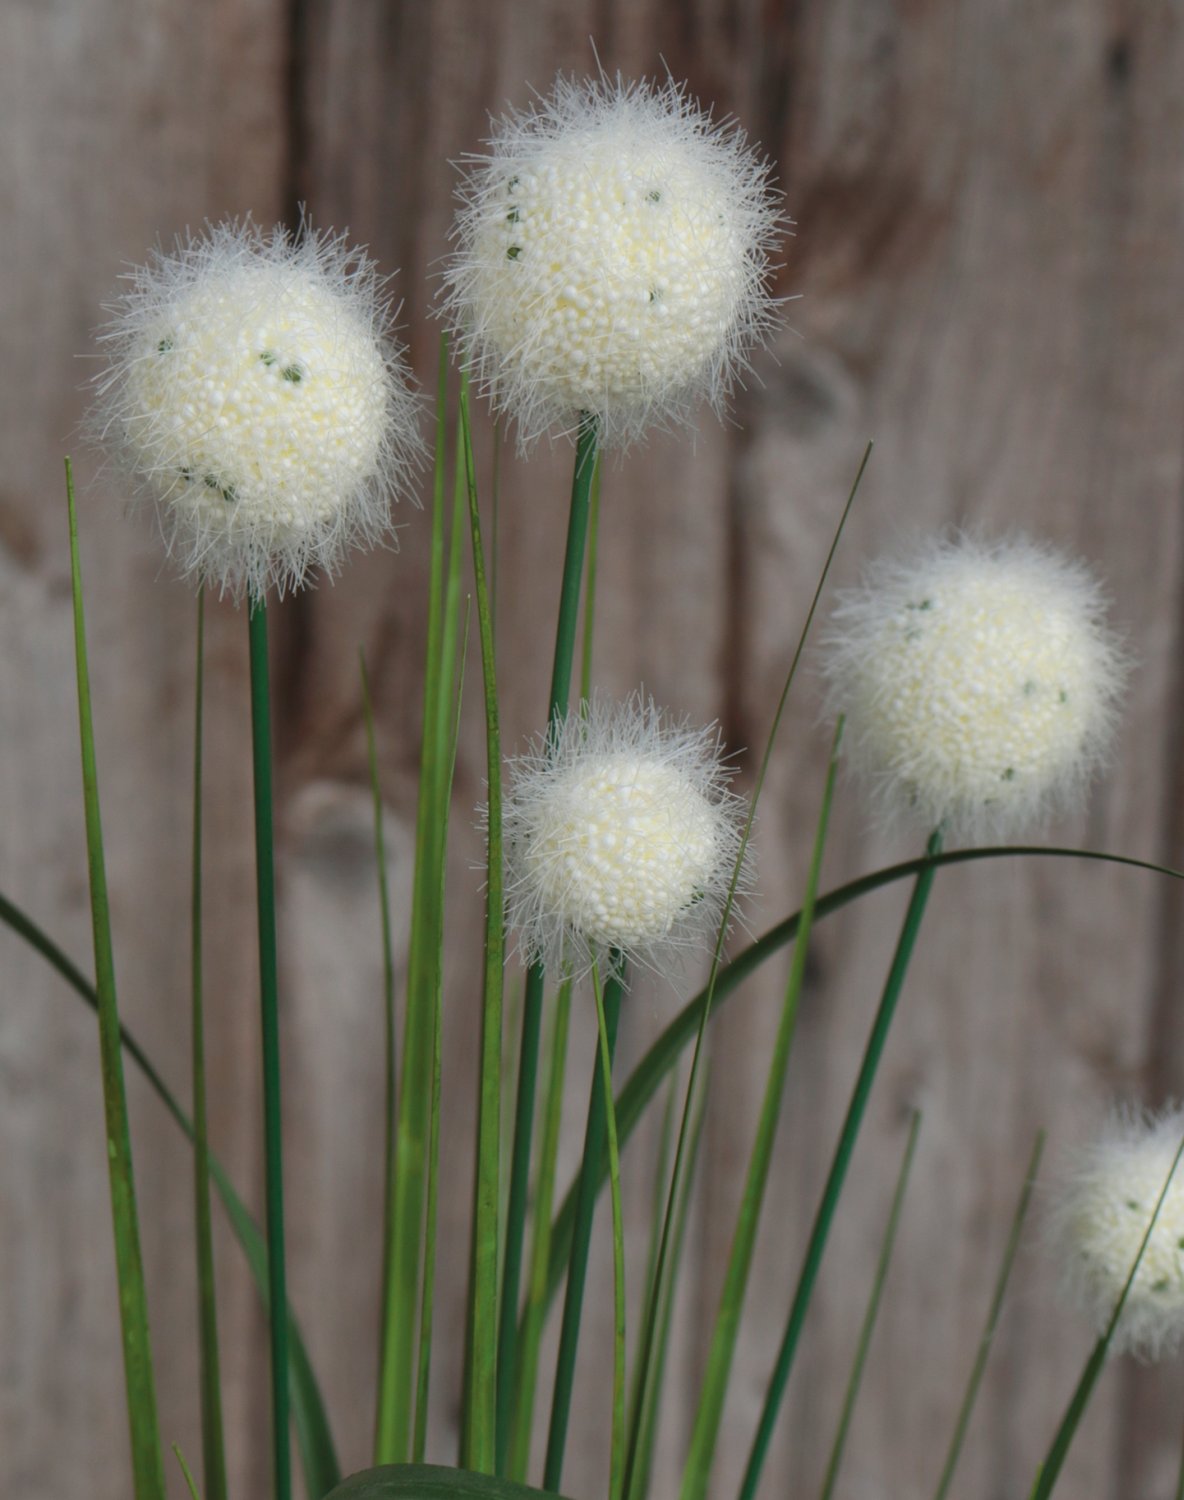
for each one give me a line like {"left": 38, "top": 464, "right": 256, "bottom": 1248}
{"left": 65, "top": 458, "right": 166, "bottom": 1500}
{"left": 737, "top": 826, "right": 943, "bottom": 1500}
{"left": 507, "top": 979, "right": 572, "bottom": 1482}
{"left": 626, "top": 1077, "right": 708, "bottom": 1500}
{"left": 931, "top": 1129, "right": 1044, "bottom": 1500}
{"left": 460, "top": 380, "right": 505, "bottom": 1474}
{"left": 192, "top": 589, "right": 228, "bottom": 1500}
{"left": 496, "top": 413, "right": 599, "bottom": 1471}
{"left": 248, "top": 595, "right": 291, "bottom": 1500}
{"left": 818, "top": 1110, "right": 921, "bottom": 1500}
{"left": 680, "top": 723, "right": 842, "bottom": 1500}
{"left": 1031, "top": 1128, "right": 1184, "bottom": 1500}
{"left": 592, "top": 965, "right": 627, "bottom": 1500}
{"left": 543, "top": 958, "right": 625, "bottom": 1493}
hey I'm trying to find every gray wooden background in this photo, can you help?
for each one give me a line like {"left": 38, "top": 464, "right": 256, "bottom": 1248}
{"left": 4, "top": 3, "right": 1183, "bottom": 1498}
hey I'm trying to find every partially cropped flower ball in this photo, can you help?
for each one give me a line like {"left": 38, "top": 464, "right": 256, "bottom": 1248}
{"left": 1052, "top": 1107, "right": 1184, "bottom": 1360}
{"left": 501, "top": 696, "right": 749, "bottom": 980}
{"left": 443, "top": 73, "right": 783, "bottom": 450}
{"left": 92, "top": 219, "right": 422, "bottom": 600}
{"left": 821, "top": 535, "right": 1126, "bottom": 841}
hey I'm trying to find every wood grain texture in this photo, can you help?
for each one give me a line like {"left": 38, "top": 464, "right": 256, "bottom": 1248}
{"left": 3, "top": 3, "right": 1184, "bottom": 1499}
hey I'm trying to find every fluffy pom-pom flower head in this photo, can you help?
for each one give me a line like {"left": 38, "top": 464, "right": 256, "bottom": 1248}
{"left": 500, "top": 695, "right": 749, "bottom": 982}
{"left": 821, "top": 534, "right": 1126, "bottom": 842}
{"left": 1051, "top": 1107, "right": 1184, "bottom": 1361}
{"left": 442, "top": 72, "right": 783, "bottom": 450}
{"left": 91, "top": 218, "right": 423, "bottom": 601}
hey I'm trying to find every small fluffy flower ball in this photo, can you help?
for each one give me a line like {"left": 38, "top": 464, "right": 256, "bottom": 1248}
{"left": 443, "top": 73, "right": 783, "bottom": 450}
{"left": 93, "top": 219, "right": 422, "bottom": 600}
{"left": 822, "top": 535, "right": 1125, "bottom": 841}
{"left": 501, "top": 696, "right": 749, "bottom": 980}
{"left": 1052, "top": 1108, "right": 1184, "bottom": 1360}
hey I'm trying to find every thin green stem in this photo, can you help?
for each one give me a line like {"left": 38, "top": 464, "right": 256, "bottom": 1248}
{"left": 174, "top": 1445, "right": 203, "bottom": 1500}
{"left": 579, "top": 451, "right": 602, "bottom": 700}
{"left": 461, "top": 379, "right": 505, "bottom": 1475}
{"left": 360, "top": 649, "right": 397, "bottom": 1351}
{"left": 626, "top": 1074, "right": 709, "bottom": 1500}
{"left": 248, "top": 596, "right": 291, "bottom": 1500}
{"left": 507, "top": 978, "right": 573, "bottom": 1482}
{"left": 738, "top": 827, "right": 942, "bottom": 1500}
{"left": 681, "top": 723, "right": 842, "bottom": 1500}
{"left": 931, "top": 1129, "right": 1045, "bottom": 1500}
{"left": 414, "top": 608, "right": 470, "bottom": 1465}
{"left": 818, "top": 1110, "right": 921, "bottom": 1500}
{"left": 592, "top": 964, "right": 627, "bottom": 1500}
{"left": 496, "top": 413, "right": 599, "bottom": 1471}
{"left": 65, "top": 458, "right": 166, "bottom": 1500}
{"left": 543, "top": 959, "right": 625, "bottom": 1492}
{"left": 192, "top": 589, "right": 227, "bottom": 1500}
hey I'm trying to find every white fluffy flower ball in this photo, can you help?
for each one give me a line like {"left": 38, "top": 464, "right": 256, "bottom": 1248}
{"left": 443, "top": 73, "right": 783, "bottom": 450}
{"left": 93, "top": 219, "right": 423, "bottom": 600}
{"left": 1052, "top": 1107, "right": 1184, "bottom": 1360}
{"left": 501, "top": 695, "right": 749, "bottom": 980}
{"left": 822, "top": 535, "right": 1126, "bottom": 841}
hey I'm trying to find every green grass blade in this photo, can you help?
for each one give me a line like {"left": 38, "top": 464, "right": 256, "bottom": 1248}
{"left": 247, "top": 594, "right": 292, "bottom": 1500}
{"left": 360, "top": 649, "right": 398, "bottom": 1373}
{"left": 1, "top": 885, "right": 341, "bottom": 1492}
{"left": 497, "top": 414, "right": 599, "bottom": 1472}
{"left": 460, "top": 374, "right": 505, "bottom": 1474}
{"left": 65, "top": 457, "right": 166, "bottom": 1500}
{"left": 539, "top": 844, "right": 1183, "bottom": 1319}
{"left": 627, "top": 1078, "right": 677, "bottom": 1443}
{"left": 507, "top": 977, "right": 573, "bottom": 1483}
{"left": 1031, "top": 1129, "right": 1184, "bottom": 1500}
{"left": 931, "top": 1128, "right": 1045, "bottom": 1500}
{"left": 627, "top": 1073, "right": 709, "bottom": 1500}
{"left": 818, "top": 1109, "right": 921, "bottom": 1500}
{"left": 414, "top": 605, "right": 471, "bottom": 1464}
{"left": 325, "top": 1463, "right": 576, "bottom": 1500}
{"left": 174, "top": 1445, "right": 203, "bottom": 1500}
{"left": 681, "top": 722, "right": 843, "bottom": 1500}
{"left": 543, "top": 963, "right": 625, "bottom": 1492}
{"left": 623, "top": 445, "right": 870, "bottom": 1500}
{"left": 592, "top": 965, "right": 628, "bottom": 1500}
{"left": 377, "top": 334, "right": 454, "bottom": 1464}
{"left": 738, "top": 826, "right": 943, "bottom": 1500}
{"left": 191, "top": 589, "right": 228, "bottom": 1500}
